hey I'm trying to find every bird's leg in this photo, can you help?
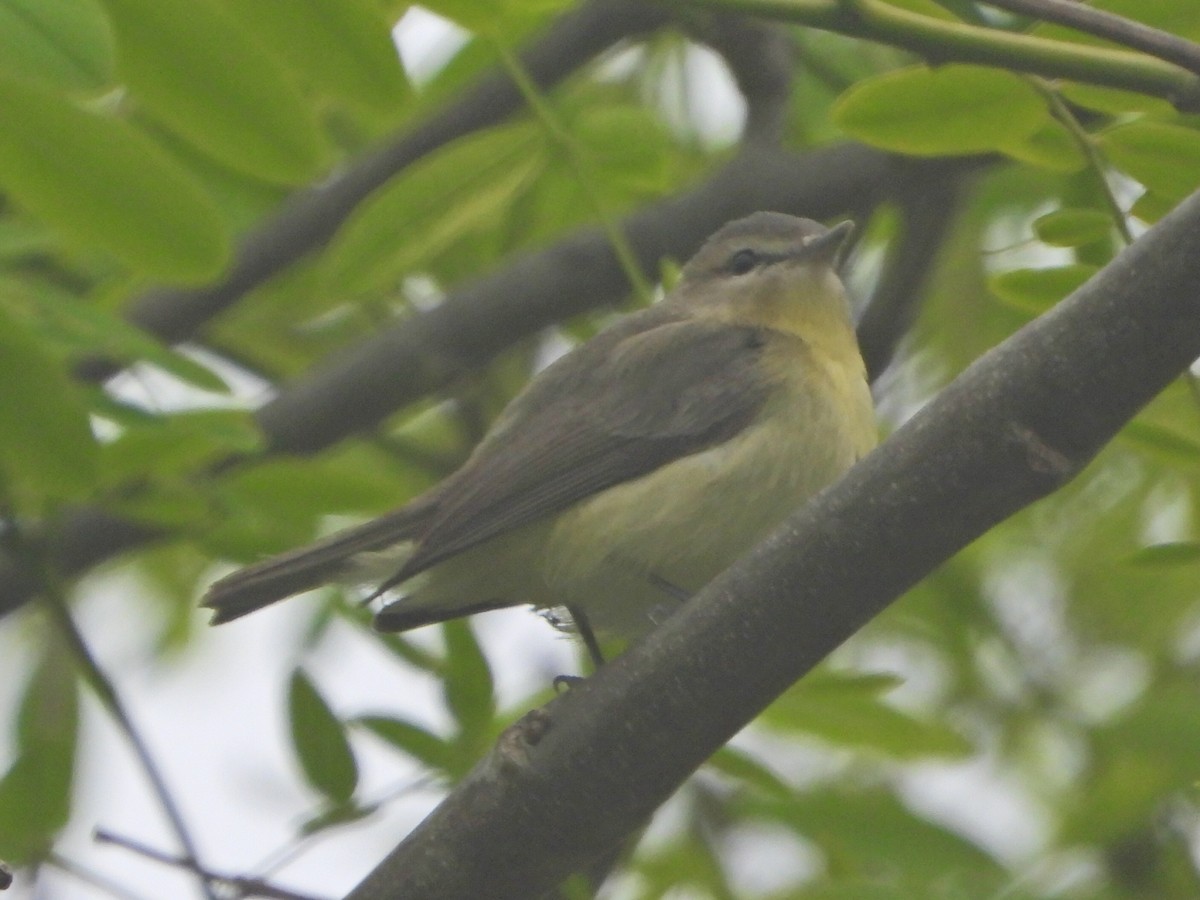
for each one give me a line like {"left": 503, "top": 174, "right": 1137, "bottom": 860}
{"left": 568, "top": 605, "right": 606, "bottom": 670}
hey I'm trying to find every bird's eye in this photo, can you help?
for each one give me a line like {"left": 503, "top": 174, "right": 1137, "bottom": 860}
{"left": 728, "top": 248, "right": 758, "bottom": 275}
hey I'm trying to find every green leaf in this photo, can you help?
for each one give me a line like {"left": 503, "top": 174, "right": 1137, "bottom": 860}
{"left": 355, "top": 715, "right": 454, "bottom": 774}
{"left": 97, "top": 409, "right": 262, "bottom": 485}
{"left": 1125, "top": 542, "right": 1200, "bottom": 567}
{"left": 832, "top": 65, "right": 1047, "bottom": 156}
{"left": 288, "top": 669, "right": 358, "bottom": 804}
{"left": 321, "top": 124, "right": 542, "bottom": 296}
{"left": 0, "top": 646, "right": 79, "bottom": 864}
{"left": 707, "top": 747, "right": 792, "bottom": 797}
{"left": 441, "top": 619, "right": 495, "bottom": 743}
{"left": 299, "top": 801, "right": 376, "bottom": 836}
{"left": 1121, "top": 419, "right": 1200, "bottom": 464}
{"left": 0, "top": 76, "right": 229, "bottom": 280}
{"left": 218, "top": 0, "right": 408, "bottom": 113}
{"left": 0, "top": 0, "right": 115, "bottom": 91}
{"left": 100, "top": 0, "right": 327, "bottom": 183}
{"left": 998, "top": 119, "right": 1087, "bottom": 173}
{"left": 761, "top": 671, "right": 971, "bottom": 759}
{"left": 0, "top": 306, "right": 99, "bottom": 500}
{"left": 1058, "top": 83, "right": 1177, "bottom": 117}
{"left": 989, "top": 264, "right": 1097, "bottom": 314}
{"left": 1033, "top": 209, "right": 1113, "bottom": 247}
{"left": 1, "top": 278, "right": 229, "bottom": 392}
{"left": 745, "top": 786, "right": 1004, "bottom": 886}
{"left": 1100, "top": 122, "right": 1200, "bottom": 203}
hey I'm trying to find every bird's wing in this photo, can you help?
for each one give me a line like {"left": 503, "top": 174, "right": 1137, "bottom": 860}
{"left": 390, "top": 316, "right": 781, "bottom": 583}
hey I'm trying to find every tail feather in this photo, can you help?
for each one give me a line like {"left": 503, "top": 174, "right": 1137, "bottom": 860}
{"left": 204, "top": 497, "right": 437, "bottom": 624}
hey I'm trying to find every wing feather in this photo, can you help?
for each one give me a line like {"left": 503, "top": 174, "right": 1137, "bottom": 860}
{"left": 389, "top": 317, "right": 777, "bottom": 582}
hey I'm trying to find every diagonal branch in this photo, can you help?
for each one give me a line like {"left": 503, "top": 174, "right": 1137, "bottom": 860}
{"left": 342, "top": 189, "right": 1200, "bottom": 900}
{"left": 983, "top": 0, "right": 1200, "bottom": 78}
{"left": 698, "top": 0, "right": 1200, "bottom": 110}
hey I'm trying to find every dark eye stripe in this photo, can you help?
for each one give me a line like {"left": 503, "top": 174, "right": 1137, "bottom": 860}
{"left": 728, "top": 248, "right": 758, "bottom": 275}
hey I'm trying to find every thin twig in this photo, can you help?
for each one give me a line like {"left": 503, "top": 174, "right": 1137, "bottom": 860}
{"left": 0, "top": 501, "right": 216, "bottom": 900}
{"left": 488, "top": 35, "right": 655, "bottom": 304}
{"left": 1034, "top": 80, "right": 1134, "bottom": 245}
{"left": 983, "top": 0, "right": 1200, "bottom": 78}
{"left": 40, "top": 600, "right": 220, "bottom": 900}
{"left": 95, "top": 831, "right": 328, "bottom": 900}
{"left": 47, "top": 852, "right": 151, "bottom": 900}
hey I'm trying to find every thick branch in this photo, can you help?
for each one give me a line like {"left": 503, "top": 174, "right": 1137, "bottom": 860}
{"left": 344, "top": 191, "right": 1200, "bottom": 900}
{"left": 858, "top": 171, "right": 966, "bottom": 380}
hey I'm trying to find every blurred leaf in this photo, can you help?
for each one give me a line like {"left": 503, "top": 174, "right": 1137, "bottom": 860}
{"left": 299, "top": 800, "right": 377, "bottom": 836}
{"left": 0, "top": 76, "right": 229, "bottom": 279}
{"left": 989, "top": 264, "right": 1097, "bottom": 314}
{"left": 1131, "top": 188, "right": 1178, "bottom": 224}
{"left": 1120, "top": 419, "right": 1200, "bottom": 465}
{"left": 441, "top": 619, "right": 495, "bottom": 744}
{"left": 101, "top": 0, "right": 327, "bottom": 183}
{"left": 1100, "top": 122, "right": 1200, "bottom": 204}
{"left": 998, "top": 118, "right": 1087, "bottom": 173}
{"left": 355, "top": 714, "right": 454, "bottom": 774}
{"left": 573, "top": 104, "right": 674, "bottom": 196}
{"left": 707, "top": 746, "right": 792, "bottom": 798}
{"left": 1033, "top": 209, "right": 1113, "bottom": 247}
{"left": 1, "top": 277, "right": 229, "bottom": 392}
{"left": 1065, "top": 679, "right": 1200, "bottom": 844}
{"left": 321, "top": 124, "right": 543, "bottom": 296}
{"left": 1058, "top": 83, "right": 1178, "bottom": 117}
{"left": 833, "top": 65, "right": 1047, "bottom": 156}
{"left": 745, "top": 786, "right": 1005, "bottom": 888}
{"left": 0, "top": 306, "right": 99, "bottom": 500}
{"left": 0, "top": 645, "right": 78, "bottom": 864}
{"left": 761, "top": 671, "right": 972, "bottom": 759}
{"left": 218, "top": 0, "right": 408, "bottom": 113}
{"left": 1124, "top": 542, "right": 1200, "bottom": 567}
{"left": 288, "top": 669, "right": 358, "bottom": 804}
{"left": 98, "top": 410, "right": 261, "bottom": 485}
{"left": 0, "top": 0, "right": 115, "bottom": 91}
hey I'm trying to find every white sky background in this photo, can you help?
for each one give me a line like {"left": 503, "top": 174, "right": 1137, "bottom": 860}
{"left": 0, "top": 8, "right": 1056, "bottom": 899}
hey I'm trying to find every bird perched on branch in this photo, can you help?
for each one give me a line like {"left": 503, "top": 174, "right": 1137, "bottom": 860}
{"left": 203, "top": 212, "right": 876, "bottom": 655}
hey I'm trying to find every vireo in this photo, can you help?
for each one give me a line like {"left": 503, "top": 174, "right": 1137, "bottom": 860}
{"left": 204, "top": 212, "right": 877, "bottom": 647}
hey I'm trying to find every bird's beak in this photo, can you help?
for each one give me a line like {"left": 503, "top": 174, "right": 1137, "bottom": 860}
{"left": 791, "top": 220, "right": 855, "bottom": 267}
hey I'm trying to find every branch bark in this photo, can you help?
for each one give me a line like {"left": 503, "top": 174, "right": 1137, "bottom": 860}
{"left": 343, "top": 189, "right": 1200, "bottom": 900}
{"left": 983, "top": 0, "right": 1200, "bottom": 78}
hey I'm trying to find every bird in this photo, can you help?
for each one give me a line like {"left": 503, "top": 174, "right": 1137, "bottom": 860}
{"left": 203, "top": 212, "right": 877, "bottom": 654}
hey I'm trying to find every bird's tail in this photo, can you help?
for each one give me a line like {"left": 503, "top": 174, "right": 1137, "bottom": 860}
{"left": 203, "top": 497, "right": 437, "bottom": 625}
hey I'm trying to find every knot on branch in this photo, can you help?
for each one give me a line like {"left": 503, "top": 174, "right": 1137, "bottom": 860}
{"left": 1009, "top": 422, "right": 1077, "bottom": 484}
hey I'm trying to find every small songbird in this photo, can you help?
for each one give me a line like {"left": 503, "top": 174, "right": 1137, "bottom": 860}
{"left": 203, "top": 212, "right": 877, "bottom": 650}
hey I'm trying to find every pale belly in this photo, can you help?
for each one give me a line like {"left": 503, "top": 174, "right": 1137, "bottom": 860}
{"left": 537, "top": 382, "right": 874, "bottom": 636}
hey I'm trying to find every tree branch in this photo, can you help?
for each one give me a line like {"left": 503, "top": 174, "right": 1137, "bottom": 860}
{"left": 983, "top": 0, "right": 1200, "bottom": 78}
{"left": 342, "top": 189, "right": 1200, "bottom": 900}
{"left": 697, "top": 0, "right": 1200, "bottom": 110}
{"left": 857, "top": 170, "right": 966, "bottom": 381}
